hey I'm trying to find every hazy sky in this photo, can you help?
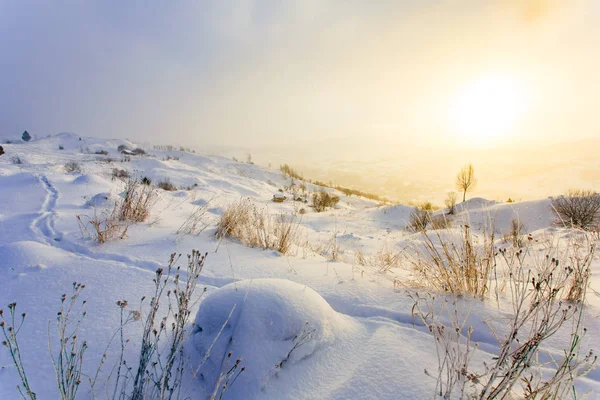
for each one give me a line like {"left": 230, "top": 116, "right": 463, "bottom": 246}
{"left": 1, "top": 0, "right": 599, "bottom": 154}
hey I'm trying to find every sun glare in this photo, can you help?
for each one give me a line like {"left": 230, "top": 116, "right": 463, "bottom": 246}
{"left": 449, "top": 74, "right": 530, "bottom": 144}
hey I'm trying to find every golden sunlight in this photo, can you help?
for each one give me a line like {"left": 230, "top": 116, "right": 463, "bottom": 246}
{"left": 449, "top": 74, "right": 530, "bottom": 144}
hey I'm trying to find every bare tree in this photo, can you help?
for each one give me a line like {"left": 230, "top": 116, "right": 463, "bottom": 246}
{"left": 552, "top": 189, "right": 600, "bottom": 230}
{"left": 445, "top": 192, "right": 457, "bottom": 215}
{"left": 456, "top": 164, "right": 477, "bottom": 202}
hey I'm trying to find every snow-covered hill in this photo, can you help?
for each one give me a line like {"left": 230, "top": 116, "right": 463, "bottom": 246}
{"left": 1, "top": 133, "right": 599, "bottom": 399}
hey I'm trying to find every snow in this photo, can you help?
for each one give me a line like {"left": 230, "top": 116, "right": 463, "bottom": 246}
{"left": 0, "top": 132, "right": 599, "bottom": 399}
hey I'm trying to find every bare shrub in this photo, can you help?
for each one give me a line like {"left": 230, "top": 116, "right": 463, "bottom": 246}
{"left": 156, "top": 179, "right": 177, "bottom": 191}
{"left": 409, "top": 207, "right": 431, "bottom": 232}
{"left": 408, "top": 225, "right": 496, "bottom": 297}
{"left": 116, "top": 179, "right": 157, "bottom": 223}
{"left": 312, "top": 190, "right": 340, "bottom": 212}
{"left": 131, "top": 148, "right": 146, "bottom": 156}
{"left": 94, "top": 149, "right": 108, "bottom": 155}
{"left": 77, "top": 210, "right": 129, "bottom": 244}
{"left": 445, "top": 192, "right": 457, "bottom": 215}
{"left": 111, "top": 168, "right": 130, "bottom": 180}
{"left": 64, "top": 161, "right": 81, "bottom": 173}
{"left": 552, "top": 189, "right": 600, "bottom": 230}
{"left": 117, "top": 144, "right": 129, "bottom": 152}
{"left": 10, "top": 155, "right": 23, "bottom": 165}
{"left": 76, "top": 180, "right": 155, "bottom": 244}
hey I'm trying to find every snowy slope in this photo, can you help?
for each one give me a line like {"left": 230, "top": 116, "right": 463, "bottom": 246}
{"left": 1, "top": 133, "right": 599, "bottom": 399}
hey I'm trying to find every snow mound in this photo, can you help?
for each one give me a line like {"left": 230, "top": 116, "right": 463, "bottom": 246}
{"left": 86, "top": 192, "right": 112, "bottom": 208}
{"left": 456, "top": 197, "right": 497, "bottom": 211}
{"left": 0, "top": 241, "right": 69, "bottom": 270}
{"left": 191, "top": 279, "right": 340, "bottom": 397}
{"left": 72, "top": 174, "right": 110, "bottom": 186}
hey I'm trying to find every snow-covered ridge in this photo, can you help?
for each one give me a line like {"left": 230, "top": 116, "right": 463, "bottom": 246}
{"left": 0, "top": 133, "right": 599, "bottom": 399}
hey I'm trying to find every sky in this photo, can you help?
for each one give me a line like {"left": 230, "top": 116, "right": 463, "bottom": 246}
{"left": 1, "top": 1, "right": 599, "bottom": 200}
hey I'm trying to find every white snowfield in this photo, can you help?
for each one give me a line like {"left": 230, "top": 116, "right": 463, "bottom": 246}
{"left": 0, "top": 133, "right": 599, "bottom": 399}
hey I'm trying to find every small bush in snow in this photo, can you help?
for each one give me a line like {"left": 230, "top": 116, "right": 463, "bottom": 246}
{"left": 116, "top": 179, "right": 157, "bottom": 223}
{"left": 141, "top": 176, "right": 152, "bottom": 186}
{"left": 10, "top": 155, "right": 24, "bottom": 165}
{"left": 216, "top": 199, "right": 300, "bottom": 255}
{"left": 117, "top": 144, "right": 129, "bottom": 152}
{"left": 111, "top": 168, "right": 130, "bottom": 180}
{"left": 408, "top": 207, "right": 430, "bottom": 232}
{"left": 58, "top": 145, "right": 64, "bottom": 150}
{"left": 64, "top": 161, "right": 81, "bottom": 173}
{"left": 131, "top": 147, "right": 146, "bottom": 156}
{"left": 445, "top": 192, "right": 457, "bottom": 215}
{"left": 551, "top": 189, "right": 600, "bottom": 231}
{"left": 312, "top": 190, "right": 339, "bottom": 212}
{"left": 94, "top": 149, "right": 108, "bottom": 155}
{"left": 156, "top": 179, "right": 177, "bottom": 191}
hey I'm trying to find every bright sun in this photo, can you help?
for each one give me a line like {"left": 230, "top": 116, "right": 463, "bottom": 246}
{"left": 449, "top": 74, "right": 529, "bottom": 144}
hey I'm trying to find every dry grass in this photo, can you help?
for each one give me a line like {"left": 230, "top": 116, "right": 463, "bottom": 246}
{"left": 216, "top": 198, "right": 301, "bottom": 255}
{"left": 176, "top": 201, "right": 212, "bottom": 236}
{"left": 353, "top": 243, "right": 402, "bottom": 273}
{"left": 408, "top": 225, "right": 496, "bottom": 297}
{"left": 77, "top": 179, "right": 156, "bottom": 244}
{"left": 115, "top": 179, "right": 157, "bottom": 223}
{"left": 77, "top": 210, "right": 129, "bottom": 244}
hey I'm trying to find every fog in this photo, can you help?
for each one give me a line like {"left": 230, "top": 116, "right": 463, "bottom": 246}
{"left": 1, "top": 0, "right": 599, "bottom": 203}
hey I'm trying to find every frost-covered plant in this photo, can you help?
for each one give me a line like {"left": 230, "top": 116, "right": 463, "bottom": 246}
{"left": 130, "top": 251, "right": 207, "bottom": 400}
{"left": 1, "top": 251, "right": 212, "bottom": 400}
{"left": 411, "top": 234, "right": 597, "bottom": 399}
{"left": 1, "top": 303, "right": 37, "bottom": 400}
{"left": 49, "top": 283, "right": 88, "bottom": 400}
